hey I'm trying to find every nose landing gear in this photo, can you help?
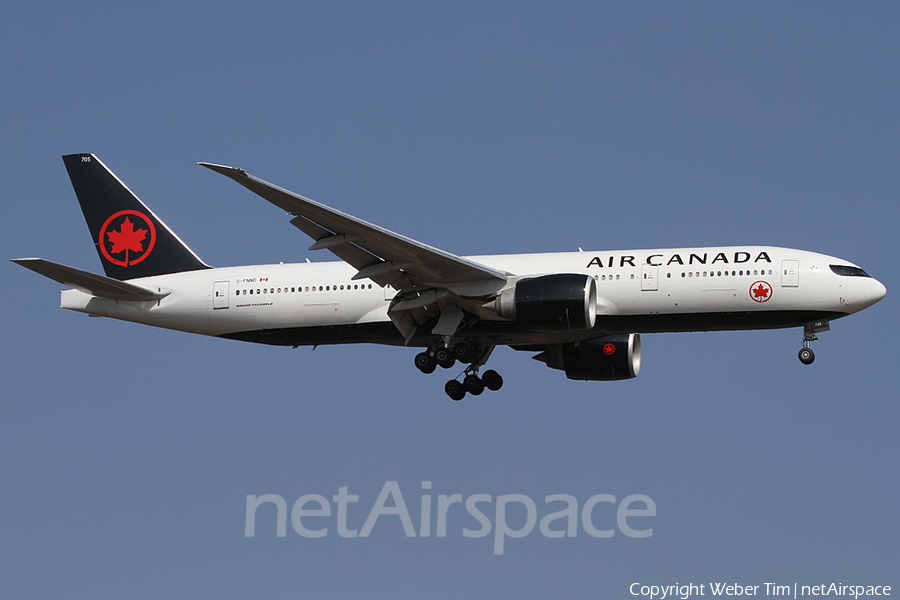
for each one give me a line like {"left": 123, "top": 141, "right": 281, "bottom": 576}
{"left": 798, "top": 346, "right": 815, "bottom": 365}
{"left": 798, "top": 319, "right": 829, "bottom": 365}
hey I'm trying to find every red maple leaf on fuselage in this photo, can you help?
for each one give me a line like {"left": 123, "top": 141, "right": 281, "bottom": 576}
{"left": 752, "top": 284, "right": 770, "bottom": 299}
{"left": 107, "top": 217, "right": 148, "bottom": 256}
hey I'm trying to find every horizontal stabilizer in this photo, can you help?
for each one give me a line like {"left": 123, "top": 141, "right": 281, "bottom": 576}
{"left": 11, "top": 258, "right": 169, "bottom": 301}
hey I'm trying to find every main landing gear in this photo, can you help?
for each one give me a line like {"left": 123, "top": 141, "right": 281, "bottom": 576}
{"left": 414, "top": 341, "right": 503, "bottom": 401}
{"left": 798, "top": 319, "right": 830, "bottom": 365}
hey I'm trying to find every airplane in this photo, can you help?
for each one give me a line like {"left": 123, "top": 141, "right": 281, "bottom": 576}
{"left": 13, "top": 154, "right": 887, "bottom": 401}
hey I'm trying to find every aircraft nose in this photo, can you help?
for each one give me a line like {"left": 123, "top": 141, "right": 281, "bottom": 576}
{"left": 872, "top": 278, "right": 887, "bottom": 304}
{"left": 839, "top": 276, "right": 886, "bottom": 313}
{"left": 856, "top": 277, "right": 887, "bottom": 311}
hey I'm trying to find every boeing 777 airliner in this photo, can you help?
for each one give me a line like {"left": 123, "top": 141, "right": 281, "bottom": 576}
{"left": 13, "top": 154, "right": 886, "bottom": 400}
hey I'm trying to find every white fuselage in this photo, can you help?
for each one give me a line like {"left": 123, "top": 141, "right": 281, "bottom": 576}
{"left": 58, "top": 246, "right": 886, "bottom": 347}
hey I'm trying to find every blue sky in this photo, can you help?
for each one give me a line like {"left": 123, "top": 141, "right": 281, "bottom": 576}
{"left": 1, "top": 2, "right": 897, "bottom": 598}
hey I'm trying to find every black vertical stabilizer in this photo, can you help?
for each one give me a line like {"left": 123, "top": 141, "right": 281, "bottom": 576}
{"left": 63, "top": 154, "right": 210, "bottom": 280}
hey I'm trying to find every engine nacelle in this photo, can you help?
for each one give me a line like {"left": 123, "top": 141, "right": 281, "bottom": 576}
{"left": 536, "top": 334, "right": 642, "bottom": 381}
{"left": 493, "top": 274, "right": 597, "bottom": 332}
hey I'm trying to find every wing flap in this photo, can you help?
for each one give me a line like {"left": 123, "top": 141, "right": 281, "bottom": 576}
{"left": 11, "top": 258, "right": 168, "bottom": 301}
{"left": 288, "top": 215, "right": 408, "bottom": 288}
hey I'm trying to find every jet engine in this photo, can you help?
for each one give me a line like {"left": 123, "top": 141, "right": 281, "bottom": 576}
{"left": 534, "top": 334, "right": 642, "bottom": 381}
{"left": 491, "top": 274, "right": 597, "bottom": 332}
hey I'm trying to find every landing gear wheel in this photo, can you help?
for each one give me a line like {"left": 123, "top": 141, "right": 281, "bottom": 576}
{"left": 798, "top": 348, "right": 815, "bottom": 365}
{"left": 481, "top": 369, "right": 503, "bottom": 391}
{"left": 435, "top": 348, "right": 455, "bottom": 369}
{"left": 453, "top": 342, "right": 476, "bottom": 364}
{"left": 445, "top": 380, "right": 466, "bottom": 401}
{"left": 464, "top": 374, "right": 483, "bottom": 393}
{"left": 414, "top": 352, "right": 436, "bottom": 374}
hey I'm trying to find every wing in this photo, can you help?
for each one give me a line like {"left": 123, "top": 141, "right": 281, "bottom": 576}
{"left": 198, "top": 163, "right": 508, "bottom": 293}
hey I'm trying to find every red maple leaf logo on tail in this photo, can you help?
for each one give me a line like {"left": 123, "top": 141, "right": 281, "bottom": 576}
{"left": 98, "top": 210, "right": 157, "bottom": 267}
{"left": 107, "top": 217, "right": 147, "bottom": 258}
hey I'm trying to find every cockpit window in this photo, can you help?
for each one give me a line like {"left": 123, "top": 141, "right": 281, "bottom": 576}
{"left": 830, "top": 265, "right": 870, "bottom": 277}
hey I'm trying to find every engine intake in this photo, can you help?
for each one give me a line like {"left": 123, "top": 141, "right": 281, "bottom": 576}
{"left": 494, "top": 274, "right": 597, "bottom": 332}
{"left": 535, "top": 334, "right": 642, "bottom": 381}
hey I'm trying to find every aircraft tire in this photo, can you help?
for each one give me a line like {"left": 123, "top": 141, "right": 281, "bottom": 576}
{"left": 482, "top": 370, "right": 503, "bottom": 391}
{"left": 445, "top": 380, "right": 466, "bottom": 401}
{"left": 453, "top": 342, "right": 475, "bottom": 364}
{"left": 415, "top": 352, "right": 436, "bottom": 374}
{"left": 798, "top": 348, "right": 815, "bottom": 365}
{"left": 436, "top": 348, "right": 455, "bottom": 369}
{"left": 464, "top": 374, "right": 482, "bottom": 392}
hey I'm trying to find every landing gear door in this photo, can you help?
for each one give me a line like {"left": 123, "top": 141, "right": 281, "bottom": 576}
{"left": 213, "top": 280, "right": 229, "bottom": 309}
{"left": 641, "top": 264, "right": 658, "bottom": 291}
{"left": 782, "top": 260, "right": 799, "bottom": 287}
